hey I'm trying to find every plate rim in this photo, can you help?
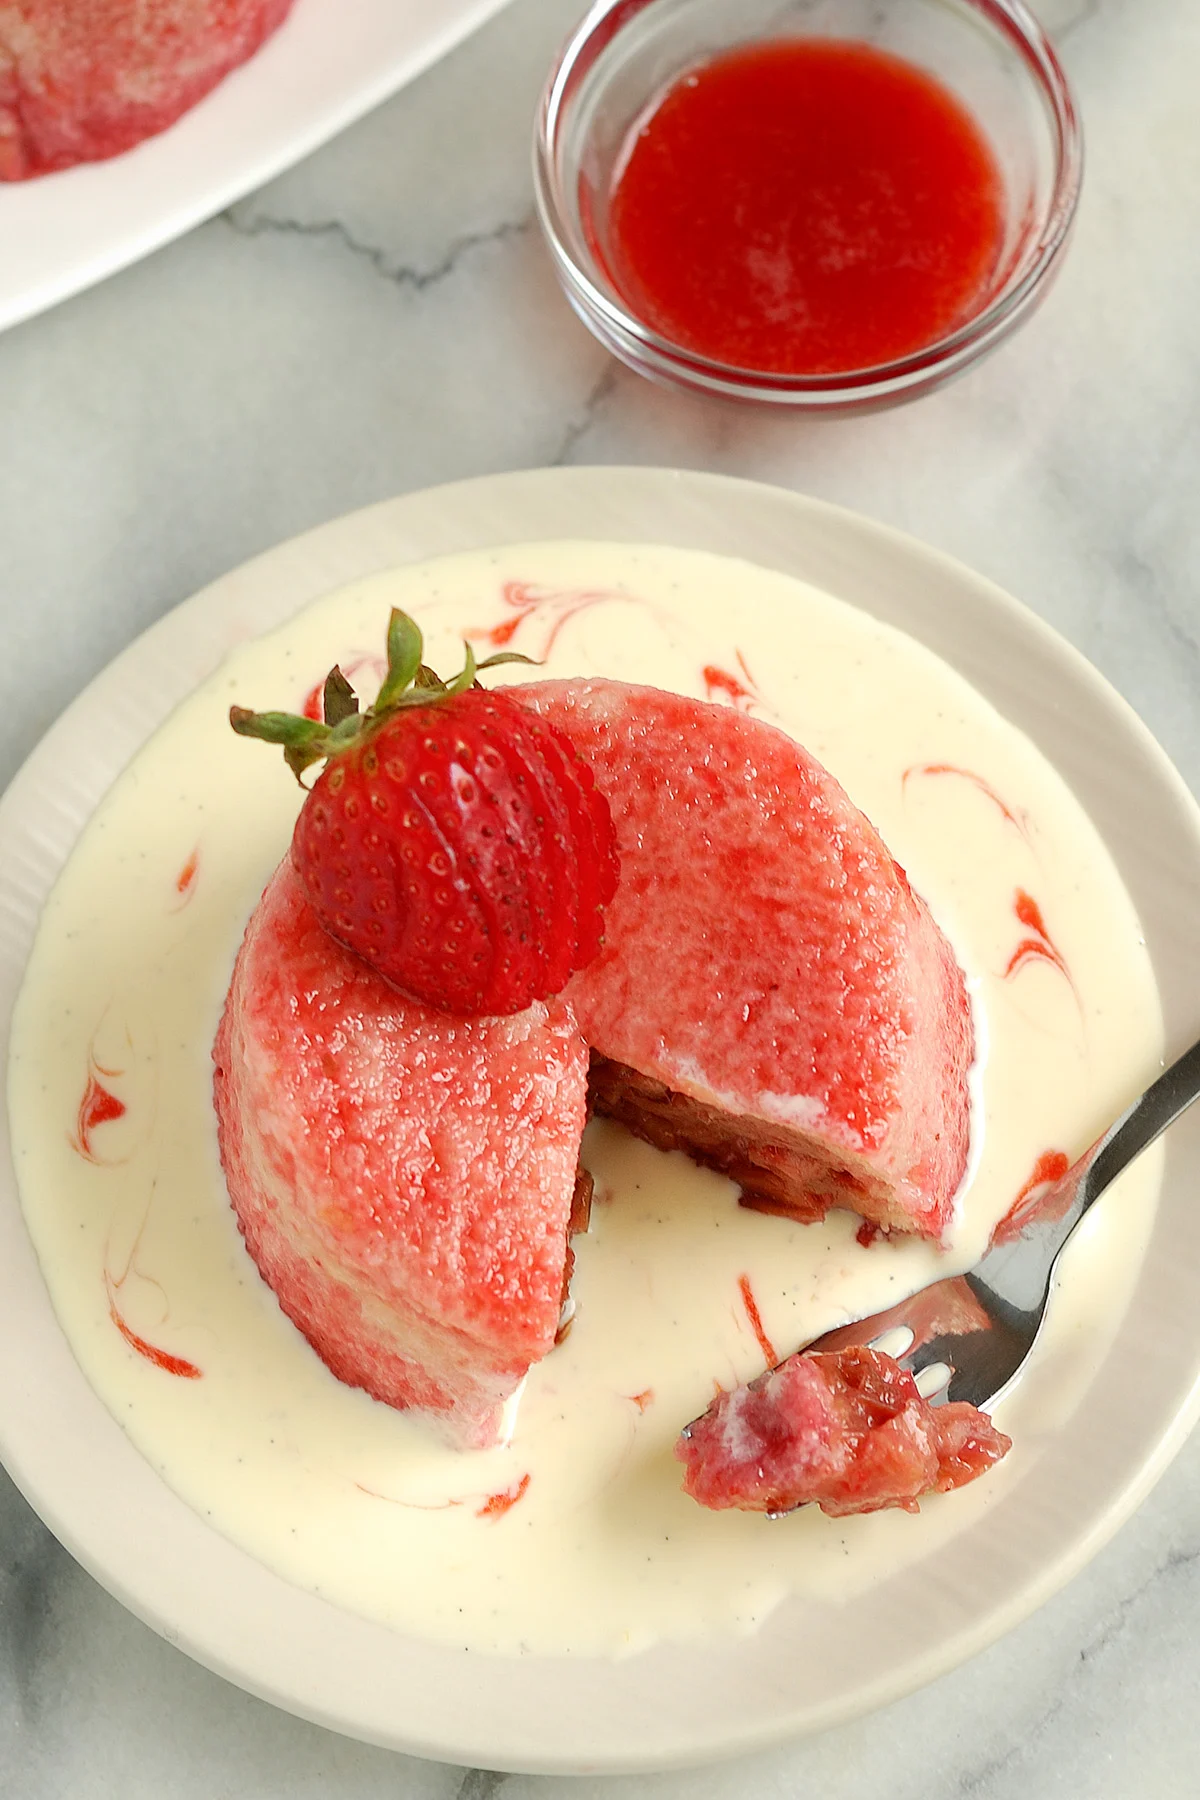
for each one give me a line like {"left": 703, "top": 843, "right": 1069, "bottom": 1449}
{"left": 3, "top": 465, "right": 1200, "bottom": 1773}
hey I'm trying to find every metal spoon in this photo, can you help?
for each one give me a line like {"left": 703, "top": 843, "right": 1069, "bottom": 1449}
{"left": 802, "top": 1032, "right": 1200, "bottom": 1413}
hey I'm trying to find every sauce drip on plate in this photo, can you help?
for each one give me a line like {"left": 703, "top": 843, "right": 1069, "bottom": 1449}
{"left": 598, "top": 39, "right": 1005, "bottom": 376}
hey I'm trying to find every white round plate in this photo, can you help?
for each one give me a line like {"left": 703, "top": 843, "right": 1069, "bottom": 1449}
{"left": 0, "top": 0, "right": 513, "bottom": 335}
{"left": 2, "top": 468, "right": 1200, "bottom": 1773}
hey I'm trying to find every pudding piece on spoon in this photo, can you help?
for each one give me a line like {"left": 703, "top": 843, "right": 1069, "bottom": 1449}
{"left": 676, "top": 1345, "right": 1011, "bottom": 1517}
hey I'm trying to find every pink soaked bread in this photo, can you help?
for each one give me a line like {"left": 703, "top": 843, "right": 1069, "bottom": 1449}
{"left": 520, "top": 680, "right": 973, "bottom": 1239}
{"left": 213, "top": 860, "right": 589, "bottom": 1449}
{"left": 676, "top": 1345, "right": 1011, "bottom": 1516}
{"left": 215, "top": 675, "right": 972, "bottom": 1443}
{"left": 0, "top": 0, "right": 295, "bottom": 181}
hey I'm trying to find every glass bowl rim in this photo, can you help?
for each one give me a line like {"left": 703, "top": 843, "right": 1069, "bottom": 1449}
{"left": 533, "top": 0, "right": 1084, "bottom": 403}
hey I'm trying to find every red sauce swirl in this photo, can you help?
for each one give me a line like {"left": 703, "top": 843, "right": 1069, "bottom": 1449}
{"left": 598, "top": 39, "right": 1005, "bottom": 375}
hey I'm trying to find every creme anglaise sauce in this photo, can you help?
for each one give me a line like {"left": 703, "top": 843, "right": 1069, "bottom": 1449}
{"left": 7, "top": 542, "right": 1163, "bottom": 1655}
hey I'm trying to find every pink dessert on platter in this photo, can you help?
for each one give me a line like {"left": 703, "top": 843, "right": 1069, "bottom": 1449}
{"left": 0, "top": 0, "right": 295, "bottom": 181}
{"left": 214, "top": 611, "right": 1006, "bottom": 1508}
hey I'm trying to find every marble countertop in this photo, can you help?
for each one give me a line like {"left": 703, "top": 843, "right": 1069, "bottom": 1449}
{"left": 3, "top": 0, "right": 1199, "bottom": 1793}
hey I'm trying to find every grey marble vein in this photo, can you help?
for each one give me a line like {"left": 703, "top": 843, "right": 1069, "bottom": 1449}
{"left": 551, "top": 365, "right": 620, "bottom": 466}
{"left": 0, "top": 1499, "right": 65, "bottom": 1729}
{"left": 221, "top": 206, "right": 534, "bottom": 295}
{"left": 457, "top": 1772, "right": 511, "bottom": 1800}
{"left": 1044, "top": 0, "right": 1102, "bottom": 41}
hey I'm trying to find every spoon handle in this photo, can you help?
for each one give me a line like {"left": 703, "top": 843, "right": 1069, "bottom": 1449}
{"left": 972, "top": 1031, "right": 1200, "bottom": 1319}
{"left": 1080, "top": 1033, "right": 1200, "bottom": 1211}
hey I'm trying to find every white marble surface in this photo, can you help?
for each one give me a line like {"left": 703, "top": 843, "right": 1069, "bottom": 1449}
{"left": 2, "top": 0, "right": 1200, "bottom": 1792}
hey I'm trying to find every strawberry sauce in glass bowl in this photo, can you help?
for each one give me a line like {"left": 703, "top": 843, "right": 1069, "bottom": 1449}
{"left": 534, "top": 0, "right": 1082, "bottom": 412}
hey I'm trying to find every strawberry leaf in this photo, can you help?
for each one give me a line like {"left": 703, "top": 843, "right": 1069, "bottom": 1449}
{"left": 376, "top": 609, "right": 425, "bottom": 712}
{"left": 444, "top": 640, "right": 478, "bottom": 698}
{"left": 323, "top": 666, "right": 359, "bottom": 727}
{"left": 231, "top": 612, "right": 540, "bottom": 783}
{"left": 326, "top": 713, "right": 365, "bottom": 752}
{"left": 230, "top": 707, "right": 331, "bottom": 751}
{"left": 477, "top": 651, "right": 540, "bottom": 672}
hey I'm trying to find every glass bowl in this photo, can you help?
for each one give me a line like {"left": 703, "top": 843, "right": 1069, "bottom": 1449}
{"left": 534, "top": 0, "right": 1082, "bottom": 412}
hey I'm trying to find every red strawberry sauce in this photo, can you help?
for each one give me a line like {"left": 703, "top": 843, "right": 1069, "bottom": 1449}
{"left": 596, "top": 39, "right": 1005, "bottom": 375}
{"left": 992, "top": 1148, "right": 1072, "bottom": 1245}
{"left": 477, "top": 1473, "right": 531, "bottom": 1519}
{"left": 72, "top": 1072, "right": 126, "bottom": 1161}
{"left": 702, "top": 656, "right": 759, "bottom": 712}
{"left": 108, "top": 1299, "right": 202, "bottom": 1380}
{"left": 737, "top": 1274, "right": 778, "bottom": 1367}
{"left": 902, "top": 762, "right": 1029, "bottom": 839}
{"left": 1004, "top": 889, "right": 1073, "bottom": 987}
{"left": 175, "top": 846, "right": 200, "bottom": 902}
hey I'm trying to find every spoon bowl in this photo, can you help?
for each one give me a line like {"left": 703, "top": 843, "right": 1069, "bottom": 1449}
{"left": 804, "top": 1031, "right": 1200, "bottom": 1413}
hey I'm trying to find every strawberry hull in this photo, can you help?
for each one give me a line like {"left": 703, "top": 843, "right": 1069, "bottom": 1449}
{"left": 213, "top": 861, "right": 589, "bottom": 1448}
{"left": 520, "top": 680, "right": 974, "bottom": 1239}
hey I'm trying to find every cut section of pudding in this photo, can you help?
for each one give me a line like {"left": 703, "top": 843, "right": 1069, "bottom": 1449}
{"left": 213, "top": 861, "right": 589, "bottom": 1449}
{"left": 520, "top": 679, "right": 974, "bottom": 1240}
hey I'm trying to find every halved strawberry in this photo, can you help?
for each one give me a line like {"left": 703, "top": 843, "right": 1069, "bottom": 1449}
{"left": 230, "top": 611, "right": 619, "bottom": 1016}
